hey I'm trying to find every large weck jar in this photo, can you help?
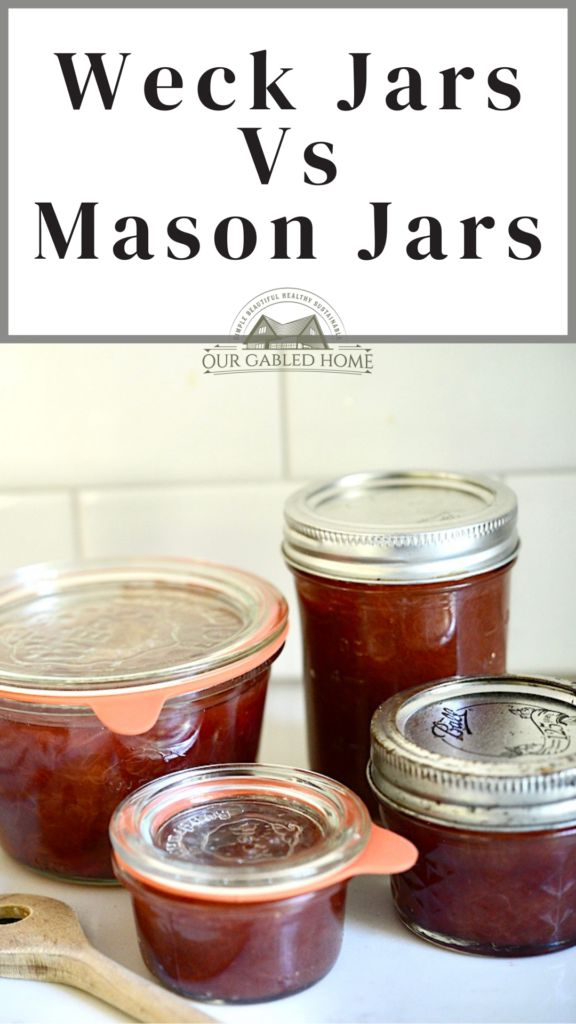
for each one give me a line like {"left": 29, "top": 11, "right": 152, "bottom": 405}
{"left": 0, "top": 558, "right": 288, "bottom": 881}
{"left": 283, "top": 470, "right": 518, "bottom": 811}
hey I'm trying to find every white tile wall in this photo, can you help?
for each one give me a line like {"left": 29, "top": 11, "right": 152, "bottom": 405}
{"left": 0, "top": 344, "right": 283, "bottom": 486}
{"left": 505, "top": 472, "right": 576, "bottom": 676}
{"left": 284, "top": 344, "right": 576, "bottom": 477}
{"left": 78, "top": 482, "right": 304, "bottom": 676}
{"left": 0, "top": 492, "right": 75, "bottom": 573}
{"left": 0, "top": 343, "right": 574, "bottom": 677}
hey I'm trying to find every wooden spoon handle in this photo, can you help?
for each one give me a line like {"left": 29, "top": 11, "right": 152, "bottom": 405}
{"left": 24, "top": 946, "right": 217, "bottom": 1023}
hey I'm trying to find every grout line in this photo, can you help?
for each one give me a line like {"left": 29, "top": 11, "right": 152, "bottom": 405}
{"left": 278, "top": 372, "right": 291, "bottom": 480}
{"left": 499, "top": 466, "right": 576, "bottom": 480}
{"left": 0, "top": 466, "right": 575, "bottom": 497}
{"left": 0, "top": 477, "right": 300, "bottom": 496}
{"left": 69, "top": 489, "right": 85, "bottom": 560}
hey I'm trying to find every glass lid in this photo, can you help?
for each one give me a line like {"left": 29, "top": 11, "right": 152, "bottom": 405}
{"left": 110, "top": 764, "right": 372, "bottom": 899}
{"left": 0, "top": 558, "right": 287, "bottom": 691}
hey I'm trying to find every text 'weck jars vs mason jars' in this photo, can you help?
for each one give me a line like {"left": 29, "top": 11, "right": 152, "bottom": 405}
{"left": 0, "top": 559, "right": 287, "bottom": 881}
{"left": 283, "top": 470, "right": 519, "bottom": 811}
{"left": 110, "top": 763, "right": 417, "bottom": 1002}
{"left": 369, "top": 675, "right": 576, "bottom": 956}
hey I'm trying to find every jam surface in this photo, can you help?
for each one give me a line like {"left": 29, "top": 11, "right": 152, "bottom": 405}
{"left": 126, "top": 878, "right": 347, "bottom": 1002}
{"left": 0, "top": 668, "right": 269, "bottom": 881}
{"left": 380, "top": 804, "right": 576, "bottom": 956}
{"left": 294, "top": 565, "right": 511, "bottom": 810}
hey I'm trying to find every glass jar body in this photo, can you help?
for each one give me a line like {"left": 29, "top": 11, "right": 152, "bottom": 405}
{"left": 0, "top": 665, "right": 270, "bottom": 882}
{"left": 377, "top": 803, "right": 576, "bottom": 956}
{"left": 122, "top": 875, "right": 347, "bottom": 1003}
{"left": 292, "top": 565, "right": 512, "bottom": 810}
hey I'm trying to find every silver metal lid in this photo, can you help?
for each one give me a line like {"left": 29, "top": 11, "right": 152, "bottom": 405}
{"left": 369, "top": 675, "right": 576, "bottom": 830}
{"left": 283, "top": 471, "right": 518, "bottom": 583}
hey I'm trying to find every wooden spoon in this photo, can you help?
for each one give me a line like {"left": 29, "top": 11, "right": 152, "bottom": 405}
{"left": 0, "top": 893, "right": 217, "bottom": 1023}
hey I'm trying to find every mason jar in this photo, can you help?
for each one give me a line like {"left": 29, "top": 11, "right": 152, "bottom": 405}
{"left": 0, "top": 558, "right": 288, "bottom": 881}
{"left": 110, "top": 763, "right": 417, "bottom": 1002}
{"left": 283, "top": 470, "right": 519, "bottom": 811}
{"left": 369, "top": 675, "right": 576, "bottom": 956}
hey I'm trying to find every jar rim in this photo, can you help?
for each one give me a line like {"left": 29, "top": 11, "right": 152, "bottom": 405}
{"left": 369, "top": 675, "right": 576, "bottom": 831}
{"left": 0, "top": 558, "right": 288, "bottom": 734}
{"left": 0, "top": 660, "right": 271, "bottom": 719}
{"left": 110, "top": 763, "right": 372, "bottom": 901}
{"left": 283, "top": 470, "right": 519, "bottom": 583}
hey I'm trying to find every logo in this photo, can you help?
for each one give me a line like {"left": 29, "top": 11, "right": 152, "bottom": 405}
{"left": 201, "top": 288, "right": 372, "bottom": 375}
{"left": 430, "top": 702, "right": 576, "bottom": 759}
{"left": 200, "top": 816, "right": 303, "bottom": 862}
{"left": 232, "top": 288, "right": 344, "bottom": 342}
{"left": 161, "top": 800, "right": 322, "bottom": 864}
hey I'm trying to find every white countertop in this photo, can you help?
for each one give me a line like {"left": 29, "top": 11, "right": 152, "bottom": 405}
{"left": 1, "top": 679, "right": 575, "bottom": 1024}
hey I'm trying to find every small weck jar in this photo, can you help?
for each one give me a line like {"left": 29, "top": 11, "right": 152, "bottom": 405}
{"left": 111, "top": 763, "right": 418, "bottom": 1002}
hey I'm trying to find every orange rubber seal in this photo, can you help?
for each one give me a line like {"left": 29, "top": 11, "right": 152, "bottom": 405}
{"left": 0, "top": 624, "right": 288, "bottom": 734}
{"left": 113, "top": 823, "right": 418, "bottom": 904}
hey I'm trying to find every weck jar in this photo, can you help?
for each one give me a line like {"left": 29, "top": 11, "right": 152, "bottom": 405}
{"left": 283, "top": 470, "right": 519, "bottom": 810}
{"left": 0, "top": 558, "right": 288, "bottom": 881}
{"left": 369, "top": 675, "right": 576, "bottom": 956}
{"left": 110, "top": 763, "right": 418, "bottom": 1002}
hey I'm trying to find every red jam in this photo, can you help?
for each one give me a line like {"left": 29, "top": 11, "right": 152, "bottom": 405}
{"left": 284, "top": 472, "right": 518, "bottom": 814}
{"left": 0, "top": 668, "right": 269, "bottom": 881}
{"left": 110, "top": 765, "right": 406, "bottom": 1002}
{"left": 294, "top": 565, "right": 511, "bottom": 810}
{"left": 121, "top": 796, "right": 345, "bottom": 1001}
{"left": 122, "top": 792, "right": 347, "bottom": 1007}
{"left": 380, "top": 807, "right": 576, "bottom": 956}
{"left": 129, "top": 882, "right": 346, "bottom": 1003}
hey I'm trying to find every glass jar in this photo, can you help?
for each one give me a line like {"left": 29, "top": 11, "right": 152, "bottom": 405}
{"left": 283, "top": 471, "right": 518, "bottom": 810}
{"left": 0, "top": 559, "right": 288, "bottom": 881}
{"left": 110, "top": 763, "right": 417, "bottom": 1003}
{"left": 368, "top": 675, "right": 576, "bottom": 956}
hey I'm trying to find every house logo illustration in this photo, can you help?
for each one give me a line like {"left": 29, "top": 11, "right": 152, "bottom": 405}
{"left": 245, "top": 312, "right": 329, "bottom": 349}
{"left": 231, "top": 287, "right": 345, "bottom": 343}
{"left": 201, "top": 287, "right": 372, "bottom": 375}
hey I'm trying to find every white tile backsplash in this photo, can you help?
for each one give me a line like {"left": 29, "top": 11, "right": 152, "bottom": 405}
{"left": 505, "top": 472, "right": 576, "bottom": 676}
{"left": 258, "top": 678, "right": 308, "bottom": 768}
{"left": 0, "top": 493, "right": 76, "bottom": 573}
{"left": 78, "top": 482, "right": 304, "bottom": 678}
{"left": 0, "top": 344, "right": 282, "bottom": 486}
{"left": 285, "top": 344, "right": 576, "bottom": 478}
{"left": 78, "top": 472, "right": 576, "bottom": 679}
{"left": 0, "top": 343, "right": 574, "bottom": 677}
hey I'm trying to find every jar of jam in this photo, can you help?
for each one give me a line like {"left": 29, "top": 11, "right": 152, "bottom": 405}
{"left": 110, "top": 763, "right": 417, "bottom": 1002}
{"left": 369, "top": 675, "right": 576, "bottom": 956}
{"left": 283, "top": 470, "right": 519, "bottom": 810}
{"left": 0, "top": 559, "right": 288, "bottom": 882}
